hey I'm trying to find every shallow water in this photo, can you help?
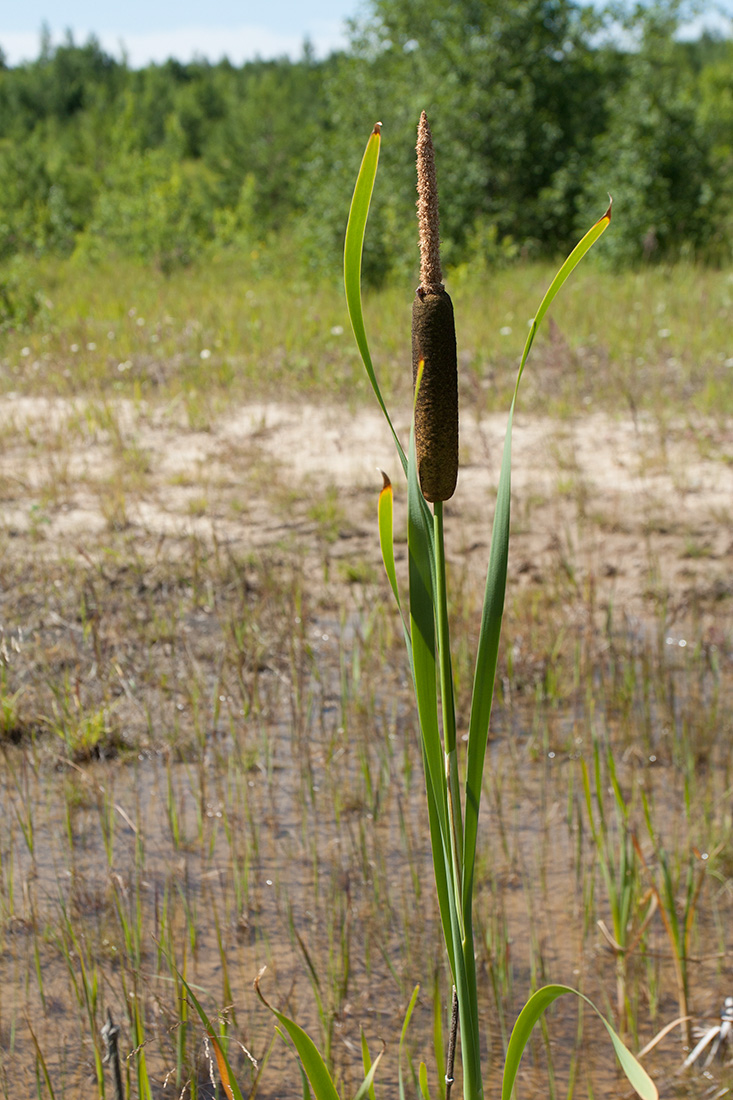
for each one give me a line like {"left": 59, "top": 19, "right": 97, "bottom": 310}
{"left": 1, "top": 627, "right": 730, "bottom": 1100}
{"left": 0, "top": 391, "right": 731, "bottom": 1097}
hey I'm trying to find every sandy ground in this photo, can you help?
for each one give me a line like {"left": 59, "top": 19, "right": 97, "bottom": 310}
{"left": 1, "top": 394, "right": 731, "bottom": 631}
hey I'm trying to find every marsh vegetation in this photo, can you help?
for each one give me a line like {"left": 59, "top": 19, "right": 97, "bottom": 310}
{"left": 0, "top": 253, "right": 730, "bottom": 1096}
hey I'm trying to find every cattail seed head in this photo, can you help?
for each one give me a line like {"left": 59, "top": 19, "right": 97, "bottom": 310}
{"left": 416, "top": 112, "right": 443, "bottom": 293}
{"left": 412, "top": 290, "right": 458, "bottom": 501}
{"left": 412, "top": 111, "right": 458, "bottom": 503}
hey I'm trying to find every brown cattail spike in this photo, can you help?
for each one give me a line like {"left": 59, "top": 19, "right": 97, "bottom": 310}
{"left": 412, "top": 112, "right": 458, "bottom": 503}
{"left": 412, "top": 291, "right": 458, "bottom": 501}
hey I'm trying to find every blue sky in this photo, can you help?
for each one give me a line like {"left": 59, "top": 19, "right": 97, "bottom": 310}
{"left": 0, "top": 0, "right": 730, "bottom": 66}
{"left": 0, "top": 1, "right": 365, "bottom": 66}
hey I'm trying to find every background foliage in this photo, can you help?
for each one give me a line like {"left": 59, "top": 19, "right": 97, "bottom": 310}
{"left": 0, "top": 0, "right": 731, "bottom": 280}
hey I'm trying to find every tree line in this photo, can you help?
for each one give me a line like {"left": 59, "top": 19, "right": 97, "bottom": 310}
{"left": 0, "top": 0, "right": 731, "bottom": 279}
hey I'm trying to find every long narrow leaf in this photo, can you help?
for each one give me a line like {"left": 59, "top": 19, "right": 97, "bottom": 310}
{"left": 398, "top": 986, "right": 420, "bottom": 1100}
{"left": 360, "top": 1032, "right": 378, "bottom": 1100}
{"left": 378, "top": 472, "right": 399, "bottom": 607}
{"left": 462, "top": 203, "right": 612, "bottom": 919}
{"left": 407, "top": 367, "right": 447, "bottom": 846}
{"left": 408, "top": 399, "right": 456, "bottom": 955}
{"left": 419, "top": 1062, "right": 432, "bottom": 1099}
{"left": 344, "top": 123, "right": 406, "bottom": 473}
{"left": 26, "top": 1015, "right": 57, "bottom": 1100}
{"left": 531, "top": 201, "right": 612, "bottom": 347}
{"left": 289, "top": 1043, "right": 313, "bottom": 1100}
{"left": 421, "top": 737, "right": 456, "bottom": 976}
{"left": 501, "top": 984, "right": 657, "bottom": 1100}
{"left": 353, "top": 1049, "right": 384, "bottom": 1100}
{"left": 255, "top": 973, "right": 340, "bottom": 1100}
{"left": 378, "top": 471, "right": 413, "bottom": 658}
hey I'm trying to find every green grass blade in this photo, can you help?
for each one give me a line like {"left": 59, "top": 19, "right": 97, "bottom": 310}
{"left": 181, "top": 978, "right": 246, "bottom": 1100}
{"left": 276, "top": 1017, "right": 340, "bottom": 1100}
{"left": 421, "top": 736, "right": 456, "bottom": 975}
{"left": 398, "top": 986, "right": 420, "bottom": 1100}
{"left": 292, "top": 1048, "right": 314, "bottom": 1100}
{"left": 408, "top": 409, "right": 456, "bottom": 948}
{"left": 515, "top": 201, "right": 613, "bottom": 396}
{"left": 461, "top": 392, "right": 513, "bottom": 915}
{"left": 462, "top": 203, "right": 613, "bottom": 919}
{"left": 359, "top": 1032, "right": 378, "bottom": 1100}
{"left": 26, "top": 1016, "right": 57, "bottom": 1100}
{"left": 501, "top": 984, "right": 657, "bottom": 1100}
{"left": 131, "top": 996, "right": 153, "bottom": 1100}
{"left": 400, "top": 987, "right": 420, "bottom": 1050}
{"left": 378, "top": 470, "right": 413, "bottom": 655}
{"left": 344, "top": 123, "right": 406, "bottom": 474}
{"left": 255, "top": 975, "right": 340, "bottom": 1100}
{"left": 353, "top": 1048, "right": 384, "bottom": 1100}
{"left": 532, "top": 201, "right": 612, "bottom": 338}
{"left": 419, "top": 1062, "right": 432, "bottom": 1099}
{"left": 378, "top": 472, "right": 399, "bottom": 607}
{"left": 407, "top": 372, "right": 446, "bottom": 842}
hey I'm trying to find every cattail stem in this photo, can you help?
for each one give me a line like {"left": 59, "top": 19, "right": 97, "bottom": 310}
{"left": 445, "top": 986, "right": 459, "bottom": 1099}
{"left": 102, "top": 1009, "right": 125, "bottom": 1100}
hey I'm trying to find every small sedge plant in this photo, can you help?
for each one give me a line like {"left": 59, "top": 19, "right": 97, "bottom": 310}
{"left": 635, "top": 790, "right": 716, "bottom": 1050}
{"left": 582, "top": 737, "right": 657, "bottom": 1039}
{"left": 193, "top": 117, "right": 659, "bottom": 1100}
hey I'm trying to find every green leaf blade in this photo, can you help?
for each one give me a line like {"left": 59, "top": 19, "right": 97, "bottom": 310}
{"left": 378, "top": 472, "right": 401, "bottom": 610}
{"left": 419, "top": 1062, "right": 432, "bottom": 1100}
{"left": 353, "top": 1047, "right": 383, "bottom": 1100}
{"left": 501, "top": 985, "right": 657, "bottom": 1100}
{"left": 463, "top": 203, "right": 613, "bottom": 918}
{"left": 343, "top": 122, "right": 406, "bottom": 473}
{"left": 517, "top": 201, "right": 612, "bottom": 391}
{"left": 407, "top": 372, "right": 444, "bottom": 839}
{"left": 398, "top": 986, "right": 420, "bottom": 1100}
{"left": 462, "top": 397, "right": 514, "bottom": 922}
{"left": 256, "top": 978, "right": 341, "bottom": 1100}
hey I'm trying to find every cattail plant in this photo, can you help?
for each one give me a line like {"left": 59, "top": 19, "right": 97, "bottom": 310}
{"left": 342, "top": 117, "right": 655, "bottom": 1100}
{"left": 198, "top": 117, "right": 658, "bottom": 1100}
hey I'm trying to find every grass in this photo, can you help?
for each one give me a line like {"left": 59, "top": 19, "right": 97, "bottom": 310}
{"left": 0, "top": 248, "right": 730, "bottom": 1097}
{"left": 2, "top": 254, "right": 733, "bottom": 424}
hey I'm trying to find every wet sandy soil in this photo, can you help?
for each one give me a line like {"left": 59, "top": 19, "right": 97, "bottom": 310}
{"left": 0, "top": 396, "right": 731, "bottom": 1097}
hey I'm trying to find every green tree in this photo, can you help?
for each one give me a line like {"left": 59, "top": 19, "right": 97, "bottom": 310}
{"left": 303, "top": 0, "right": 616, "bottom": 282}
{"left": 580, "top": 8, "right": 718, "bottom": 264}
{"left": 76, "top": 149, "right": 218, "bottom": 271}
{"left": 205, "top": 56, "right": 324, "bottom": 233}
{"left": 694, "top": 36, "right": 733, "bottom": 260}
{"left": 0, "top": 9, "right": 729, "bottom": 271}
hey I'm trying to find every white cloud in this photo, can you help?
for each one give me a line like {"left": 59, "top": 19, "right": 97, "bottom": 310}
{"left": 0, "top": 21, "right": 349, "bottom": 67}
